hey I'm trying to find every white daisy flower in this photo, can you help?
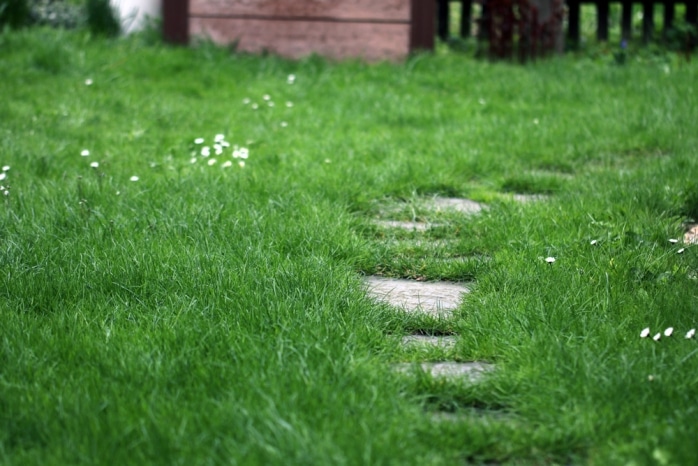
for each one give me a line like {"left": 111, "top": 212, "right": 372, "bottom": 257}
{"left": 222, "top": 161, "right": 232, "bottom": 168}
{"left": 85, "top": 78, "right": 93, "bottom": 86}
{"left": 640, "top": 327, "right": 650, "bottom": 338}
{"left": 129, "top": 176, "right": 139, "bottom": 182}
{"left": 653, "top": 333, "right": 661, "bottom": 341}
{"left": 678, "top": 248, "right": 685, "bottom": 254}
{"left": 214, "top": 134, "right": 225, "bottom": 142}
{"left": 669, "top": 238, "right": 679, "bottom": 244}
{"left": 90, "top": 162, "right": 99, "bottom": 168}
{"left": 545, "top": 257, "right": 556, "bottom": 264}
{"left": 81, "top": 150, "right": 90, "bottom": 157}
{"left": 0, "top": 173, "right": 5, "bottom": 181}
{"left": 286, "top": 101, "right": 294, "bottom": 108}
{"left": 664, "top": 327, "right": 674, "bottom": 337}
{"left": 287, "top": 74, "right": 295, "bottom": 84}
{"left": 686, "top": 329, "right": 695, "bottom": 339}
{"left": 238, "top": 161, "right": 245, "bottom": 168}
{"left": 2, "top": 166, "right": 9, "bottom": 171}
{"left": 194, "top": 138, "right": 205, "bottom": 144}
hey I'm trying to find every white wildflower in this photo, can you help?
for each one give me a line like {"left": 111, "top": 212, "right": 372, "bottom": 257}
{"left": 214, "top": 134, "right": 225, "bottom": 142}
{"left": 653, "top": 333, "right": 661, "bottom": 341}
{"left": 664, "top": 327, "right": 674, "bottom": 337}
{"left": 85, "top": 78, "right": 93, "bottom": 86}
{"left": 129, "top": 176, "right": 139, "bottom": 182}
{"left": 686, "top": 329, "right": 695, "bottom": 339}
{"left": 669, "top": 238, "right": 679, "bottom": 244}
{"left": 678, "top": 248, "right": 685, "bottom": 254}
{"left": 545, "top": 257, "right": 556, "bottom": 264}
{"left": 2, "top": 166, "right": 9, "bottom": 171}
{"left": 238, "top": 161, "right": 245, "bottom": 168}
{"left": 286, "top": 101, "right": 294, "bottom": 108}
{"left": 90, "top": 162, "right": 99, "bottom": 168}
{"left": 201, "top": 146, "right": 211, "bottom": 157}
{"left": 640, "top": 327, "right": 650, "bottom": 338}
{"left": 81, "top": 149, "right": 90, "bottom": 157}
{"left": 222, "top": 161, "right": 232, "bottom": 168}
{"left": 194, "top": 138, "right": 205, "bottom": 144}
{"left": 0, "top": 173, "right": 5, "bottom": 181}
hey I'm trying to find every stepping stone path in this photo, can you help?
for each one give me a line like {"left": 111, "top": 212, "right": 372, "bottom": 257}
{"left": 365, "top": 196, "right": 543, "bottom": 397}
{"left": 363, "top": 196, "right": 505, "bottom": 391}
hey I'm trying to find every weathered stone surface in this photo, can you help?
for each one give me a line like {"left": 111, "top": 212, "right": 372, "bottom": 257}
{"left": 401, "top": 335, "right": 458, "bottom": 349}
{"left": 394, "top": 361, "right": 493, "bottom": 383}
{"left": 372, "top": 220, "right": 434, "bottom": 231}
{"left": 423, "top": 197, "right": 485, "bottom": 214}
{"left": 364, "top": 276, "right": 471, "bottom": 316}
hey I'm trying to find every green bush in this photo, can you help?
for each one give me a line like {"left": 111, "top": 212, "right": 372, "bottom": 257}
{"left": 0, "top": 0, "right": 30, "bottom": 28}
{"left": 86, "top": 0, "right": 119, "bottom": 37}
{"left": 29, "top": 0, "right": 85, "bottom": 29}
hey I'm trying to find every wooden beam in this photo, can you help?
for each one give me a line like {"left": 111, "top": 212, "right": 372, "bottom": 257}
{"left": 567, "top": 0, "right": 580, "bottom": 48}
{"left": 411, "top": 0, "right": 436, "bottom": 51}
{"left": 642, "top": 0, "right": 653, "bottom": 44}
{"left": 163, "top": 0, "right": 189, "bottom": 44}
{"left": 461, "top": 0, "right": 473, "bottom": 37}
{"left": 597, "top": 1, "right": 609, "bottom": 41}
{"left": 621, "top": 0, "right": 632, "bottom": 41}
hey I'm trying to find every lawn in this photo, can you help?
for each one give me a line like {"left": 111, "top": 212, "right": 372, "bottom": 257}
{"left": 1, "top": 26, "right": 698, "bottom": 465}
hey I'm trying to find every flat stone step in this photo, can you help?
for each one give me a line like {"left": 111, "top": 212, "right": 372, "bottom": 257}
{"left": 364, "top": 276, "right": 471, "bottom": 316}
{"left": 401, "top": 335, "right": 458, "bottom": 349}
{"left": 394, "top": 361, "right": 493, "bottom": 383}
{"left": 372, "top": 220, "right": 438, "bottom": 231}
{"left": 423, "top": 197, "right": 485, "bottom": 214}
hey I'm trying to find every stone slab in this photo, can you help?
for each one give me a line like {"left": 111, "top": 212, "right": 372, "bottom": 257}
{"left": 401, "top": 335, "right": 458, "bottom": 349}
{"left": 394, "top": 361, "right": 493, "bottom": 383}
{"left": 372, "top": 220, "right": 437, "bottom": 231}
{"left": 364, "top": 276, "right": 470, "bottom": 316}
{"left": 423, "top": 197, "right": 485, "bottom": 215}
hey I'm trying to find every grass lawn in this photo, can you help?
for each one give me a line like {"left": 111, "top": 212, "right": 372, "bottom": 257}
{"left": 1, "top": 26, "right": 698, "bottom": 465}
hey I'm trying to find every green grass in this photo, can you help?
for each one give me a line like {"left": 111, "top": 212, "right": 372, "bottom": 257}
{"left": 1, "top": 26, "right": 698, "bottom": 465}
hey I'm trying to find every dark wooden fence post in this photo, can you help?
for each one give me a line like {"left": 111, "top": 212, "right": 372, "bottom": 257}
{"left": 597, "top": 1, "right": 609, "bottom": 41}
{"left": 663, "top": 0, "right": 674, "bottom": 41}
{"left": 437, "top": 0, "right": 450, "bottom": 40}
{"left": 642, "top": 0, "right": 654, "bottom": 43}
{"left": 567, "top": 0, "right": 580, "bottom": 47}
{"left": 411, "top": 0, "right": 436, "bottom": 51}
{"left": 621, "top": 0, "right": 633, "bottom": 41}
{"left": 461, "top": 0, "right": 473, "bottom": 37}
{"left": 687, "top": 1, "right": 698, "bottom": 26}
{"left": 163, "top": 0, "right": 188, "bottom": 45}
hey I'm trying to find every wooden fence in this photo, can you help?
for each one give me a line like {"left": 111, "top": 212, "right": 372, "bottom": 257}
{"left": 437, "top": 0, "right": 698, "bottom": 46}
{"left": 163, "top": 0, "right": 435, "bottom": 61}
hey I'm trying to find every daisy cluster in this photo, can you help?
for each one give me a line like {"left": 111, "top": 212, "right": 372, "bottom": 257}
{"left": 0, "top": 165, "right": 10, "bottom": 196}
{"left": 641, "top": 326, "right": 695, "bottom": 341}
{"left": 240, "top": 74, "right": 296, "bottom": 129}
{"left": 191, "top": 134, "right": 249, "bottom": 168}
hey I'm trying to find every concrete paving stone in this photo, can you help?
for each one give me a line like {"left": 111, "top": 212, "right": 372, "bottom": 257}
{"left": 424, "top": 197, "right": 485, "bottom": 214}
{"left": 401, "top": 335, "right": 458, "bottom": 349}
{"left": 394, "top": 361, "right": 493, "bottom": 383}
{"left": 372, "top": 220, "right": 436, "bottom": 231}
{"left": 363, "top": 276, "right": 471, "bottom": 316}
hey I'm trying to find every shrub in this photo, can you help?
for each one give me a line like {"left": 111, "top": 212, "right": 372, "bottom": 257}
{"left": 29, "top": 0, "right": 85, "bottom": 29}
{"left": 0, "top": 0, "right": 30, "bottom": 28}
{"left": 86, "top": 0, "right": 119, "bottom": 37}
